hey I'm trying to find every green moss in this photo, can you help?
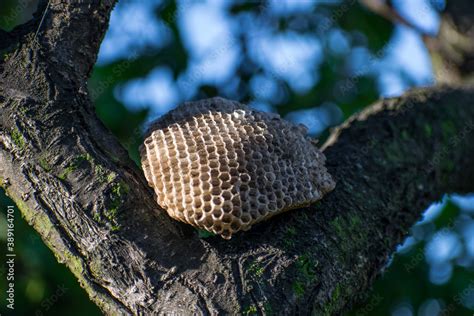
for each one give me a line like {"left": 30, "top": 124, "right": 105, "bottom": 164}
{"left": 401, "top": 130, "right": 410, "bottom": 141}
{"left": 322, "top": 285, "right": 342, "bottom": 315}
{"left": 112, "top": 180, "right": 130, "bottom": 197}
{"left": 11, "top": 128, "right": 26, "bottom": 150}
{"left": 103, "top": 180, "right": 130, "bottom": 231}
{"left": 59, "top": 165, "right": 76, "bottom": 180}
{"left": 296, "top": 254, "right": 317, "bottom": 281}
{"left": 58, "top": 154, "right": 91, "bottom": 180}
{"left": 290, "top": 253, "right": 318, "bottom": 298}
{"left": 94, "top": 164, "right": 106, "bottom": 180}
{"left": 249, "top": 261, "right": 265, "bottom": 278}
{"left": 243, "top": 304, "right": 257, "bottom": 315}
{"left": 383, "top": 142, "right": 403, "bottom": 163}
{"left": 330, "top": 217, "right": 345, "bottom": 237}
{"left": 442, "top": 159, "right": 455, "bottom": 172}
{"left": 262, "top": 302, "right": 273, "bottom": 315}
{"left": 442, "top": 120, "right": 456, "bottom": 138}
{"left": 38, "top": 157, "right": 52, "bottom": 172}
{"left": 93, "top": 212, "right": 102, "bottom": 223}
{"left": 292, "top": 281, "right": 305, "bottom": 298}
{"left": 283, "top": 226, "right": 297, "bottom": 249}
{"left": 424, "top": 124, "right": 432, "bottom": 137}
{"left": 106, "top": 173, "right": 116, "bottom": 183}
{"left": 330, "top": 214, "right": 368, "bottom": 260}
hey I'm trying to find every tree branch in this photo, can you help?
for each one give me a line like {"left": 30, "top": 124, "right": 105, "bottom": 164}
{"left": 0, "top": 1, "right": 473, "bottom": 315}
{"left": 426, "top": 0, "right": 474, "bottom": 85}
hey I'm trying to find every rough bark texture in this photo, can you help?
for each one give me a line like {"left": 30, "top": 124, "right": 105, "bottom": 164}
{"left": 0, "top": 1, "right": 473, "bottom": 315}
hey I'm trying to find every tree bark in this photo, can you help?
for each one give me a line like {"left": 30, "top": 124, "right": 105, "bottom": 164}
{"left": 0, "top": 1, "right": 473, "bottom": 315}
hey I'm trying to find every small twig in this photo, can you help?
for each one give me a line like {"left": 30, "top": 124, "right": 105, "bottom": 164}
{"left": 360, "top": 0, "right": 437, "bottom": 37}
{"left": 33, "top": 0, "right": 51, "bottom": 44}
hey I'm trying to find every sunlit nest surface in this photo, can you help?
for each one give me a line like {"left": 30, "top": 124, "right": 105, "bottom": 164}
{"left": 140, "top": 97, "right": 335, "bottom": 239}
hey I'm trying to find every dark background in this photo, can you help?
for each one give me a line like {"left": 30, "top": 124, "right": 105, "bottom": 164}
{"left": 0, "top": 0, "right": 473, "bottom": 315}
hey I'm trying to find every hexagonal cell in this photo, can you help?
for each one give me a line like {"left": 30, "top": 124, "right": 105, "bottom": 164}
{"left": 240, "top": 173, "right": 251, "bottom": 183}
{"left": 257, "top": 195, "right": 268, "bottom": 205}
{"left": 193, "top": 211, "right": 204, "bottom": 222}
{"left": 221, "top": 191, "right": 232, "bottom": 201}
{"left": 201, "top": 182, "right": 211, "bottom": 191}
{"left": 213, "top": 196, "right": 223, "bottom": 206}
{"left": 206, "top": 148, "right": 217, "bottom": 157}
{"left": 185, "top": 195, "right": 193, "bottom": 205}
{"left": 246, "top": 163, "right": 257, "bottom": 173}
{"left": 202, "top": 217, "right": 213, "bottom": 228}
{"left": 224, "top": 140, "right": 233, "bottom": 150}
{"left": 231, "top": 207, "right": 241, "bottom": 218}
{"left": 202, "top": 194, "right": 212, "bottom": 203}
{"left": 221, "top": 182, "right": 232, "bottom": 190}
{"left": 217, "top": 147, "right": 226, "bottom": 156}
{"left": 194, "top": 199, "right": 203, "bottom": 209}
{"left": 140, "top": 98, "right": 335, "bottom": 240}
{"left": 267, "top": 202, "right": 277, "bottom": 212}
{"left": 203, "top": 202, "right": 212, "bottom": 213}
{"left": 222, "top": 201, "right": 232, "bottom": 213}
{"left": 170, "top": 158, "right": 179, "bottom": 169}
{"left": 250, "top": 210, "right": 259, "bottom": 220}
{"left": 229, "top": 168, "right": 239, "bottom": 177}
{"left": 258, "top": 207, "right": 268, "bottom": 217}
{"left": 226, "top": 151, "right": 236, "bottom": 160}
{"left": 241, "top": 213, "right": 251, "bottom": 224}
{"left": 191, "top": 178, "right": 200, "bottom": 188}
{"left": 230, "top": 221, "right": 240, "bottom": 231}
{"left": 256, "top": 177, "right": 266, "bottom": 188}
{"left": 211, "top": 187, "right": 221, "bottom": 196}
{"left": 212, "top": 208, "right": 223, "bottom": 220}
{"left": 219, "top": 173, "right": 230, "bottom": 182}
{"left": 210, "top": 178, "right": 221, "bottom": 187}
{"left": 210, "top": 169, "right": 219, "bottom": 178}
{"left": 252, "top": 152, "right": 263, "bottom": 160}
{"left": 200, "top": 173, "right": 210, "bottom": 182}
{"left": 228, "top": 160, "right": 239, "bottom": 169}
{"left": 221, "top": 214, "right": 232, "bottom": 224}
{"left": 209, "top": 160, "right": 219, "bottom": 169}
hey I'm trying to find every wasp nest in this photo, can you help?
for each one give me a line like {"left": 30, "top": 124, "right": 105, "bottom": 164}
{"left": 140, "top": 97, "right": 335, "bottom": 239}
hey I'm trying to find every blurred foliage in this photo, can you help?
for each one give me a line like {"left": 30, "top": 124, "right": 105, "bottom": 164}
{"left": 349, "top": 199, "right": 474, "bottom": 316}
{"left": 0, "top": 191, "right": 101, "bottom": 315}
{"left": 1, "top": 0, "right": 473, "bottom": 315}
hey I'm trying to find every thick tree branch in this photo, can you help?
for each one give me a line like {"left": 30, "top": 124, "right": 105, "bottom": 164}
{"left": 0, "top": 1, "right": 473, "bottom": 315}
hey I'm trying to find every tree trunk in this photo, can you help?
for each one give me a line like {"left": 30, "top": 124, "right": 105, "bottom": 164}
{"left": 0, "top": 1, "right": 473, "bottom": 315}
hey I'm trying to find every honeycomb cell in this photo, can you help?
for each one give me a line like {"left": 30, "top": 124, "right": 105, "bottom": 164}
{"left": 222, "top": 191, "right": 232, "bottom": 201}
{"left": 222, "top": 202, "right": 232, "bottom": 213}
{"left": 211, "top": 187, "right": 220, "bottom": 196}
{"left": 222, "top": 214, "right": 232, "bottom": 224}
{"left": 221, "top": 182, "right": 232, "bottom": 190}
{"left": 140, "top": 97, "right": 335, "bottom": 239}
{"left": 219, "top": 173, "right": 230, "bottom": 182}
